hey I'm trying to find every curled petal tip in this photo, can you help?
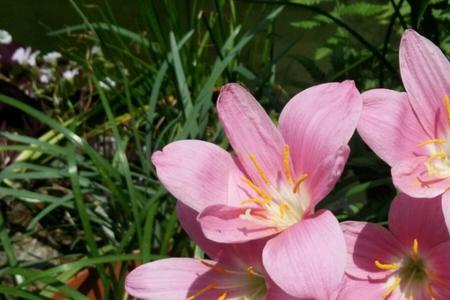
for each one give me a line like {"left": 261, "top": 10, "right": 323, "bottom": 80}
{"left": 219, "top": 82, "right": 245, "bottom": 94}
{"left": 150, "top": 149, "right": 164, "bottom": 166}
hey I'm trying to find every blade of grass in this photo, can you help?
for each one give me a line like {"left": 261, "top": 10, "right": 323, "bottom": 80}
{"left": 169, "top": 31, "right": 197, "bottom": 136}
{"left": 92, "top": 75, "right": 143, "bottom": 247}
{"left": 67, "top": 145, "right": 111, "bottom": 296}
{"left": 0, "top": 286, "right": 46, "bottom": 300}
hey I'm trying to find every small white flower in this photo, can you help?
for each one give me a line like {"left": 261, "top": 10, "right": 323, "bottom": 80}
{"left": 12, "top": 47, "right": 40, "bottom": 66}
{"left": 62, "top": 68, "right": 79, "bottom": 81}
{"left": 28, "top": 51, "right": 40, "bottom": 67}
{"left": 39, "top": 68, "right": 53, "bottom": 84}
{"left": 91, "top": 45, "right": 103, "bottom": 56}
{"left": 43, "top": 51, "right": 62, "bottom": 65}
{"left": 0, "top": 29, "right": 12, "bottom": 44}
{"left": 98, "top": 77, "right": 116, "bottom": 90}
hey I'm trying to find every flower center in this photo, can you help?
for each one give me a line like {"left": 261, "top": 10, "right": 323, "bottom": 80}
{"left": 239, "top": 144, "right": 309, "bottom": 230}
{"left": 374, "top": 239, "right": 445, "bottom": 299}
{"left": 185, "top": 261, "right": 267, "bottom": 300}
{"left": 419, "top": 96, "right": 450, "bottom": 178}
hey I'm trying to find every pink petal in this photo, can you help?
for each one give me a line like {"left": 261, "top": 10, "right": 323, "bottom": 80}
{"left": 278, "top": 81, "right": 361, "bottom": 180}
{"left": 176, "top": 202, "right": 224, "bottom": 260}
{"left": 443, "top": 191, "right": 450, "bottom": 234}
{"left": 151, "top": 140, "right": 243, "bottom": 212}
{"left": 357, "top": 89, "right": 429, "bottom": 166}
{"left": 400, "top": 29, "right": 450, "bottom": 136}
{"left": 333, "top": 275, "right": 392, "bottom": 300}
{"left": 307, "top": 145, "right": 350, "bottom": 210}
{"left": 217, "top": 238, "right": 267, "bottom": 270}
{"left": 388, "top": 193, "right": 450, "bottom": 253}
{"left": 266, "top": 277, "right": 302, "bottom": 300}
{"left": 341, "top": 221, "right": 403, "bottom": 280}
{"left": 198, "top": 204, "right": 279, "bottom": 243}
{"left": 262, "top": 210, "right": 346, "bottom": 299}
{"left": 427, "top": 241, "right": 450, "bottom": 298}
{"left": 217, "top": 83, "right": 286, "bottom": 187}
{"left": 125, "top": 258, "right": 224, "bottom": 300}
{"left": 392, "top": 156, "right": 450, "bottom": 198}
{"left": 178, "top": 201, "right": 269, "bottom": 268}
{"left": 179, "top": 202, "right": 268, "bottom": 268}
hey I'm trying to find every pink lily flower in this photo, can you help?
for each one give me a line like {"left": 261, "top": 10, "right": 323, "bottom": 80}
{"left": 152, "top": 82, "right": 362, "bottom": 298}
{"left": 357, "top": 30, "right": 450, "bottom": 222}
{"left": 335, "top": 193, "right": 450, "bottom": 299}
{"left": 125, "top": 203, "right": 300, "bottom": 300}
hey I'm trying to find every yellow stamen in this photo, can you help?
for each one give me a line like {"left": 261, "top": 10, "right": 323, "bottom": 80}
{"left": 426, "top": 270, "right": 447, "bottom": 285}
{"left": 186, "top": 283, "right": 217, "bottom": 300}
{"left": 412, "top": 238, "right": 419, "bottom": 260}
{"left": 243, "top": 297, "right": 250, "bottom": 300}
{"left": 428, "top": 283, "right": 437, "bottom": 300}
{"left": 247, "top": 266, "right": 259, "bottom": 277}
{"left": 408, "top": 296, "right": 414, "bottom": 300}
{"left": 248, "top": 152, "right": 270, "bottom": 185}
{"left": 374, "top": 260, "right": 398, "bottom": 270}
{"left": 292, "top": 173, "right": 308, "bottom": 193}
{"left": 283, "top": 144, "right": 293, "bottom": 184}
{"left": 241, "top": 177, "right": 272, "bottom": 201}
{"left": 279, "top": 202, "right": 289, "bottom": 218}
{"left": 445, "top": 95, "right": 450, "bottom": 129}
{"left": 217, "top": 292, "right": 227, "bottom": 300}
{"left": 241, "top": 198, "right": 270, "bottom": 206}
{"left": 426, "top": 152, "right": 446, "bottom": 164}
{"left": 201, "top": 260, "right": 228, "bottom": 274}
{"left": 382, "top": 277, "right": 401, "bottom": 298}
{"left": 418, "top": 139, "right": 446, "bottom": 147}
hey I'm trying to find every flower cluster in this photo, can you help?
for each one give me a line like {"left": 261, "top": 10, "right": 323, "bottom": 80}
{"left": 126, "top": 29, "right": 450, "bottom": 299}
{"left": 0, "top": 29, "right": 117, "bottom": 111}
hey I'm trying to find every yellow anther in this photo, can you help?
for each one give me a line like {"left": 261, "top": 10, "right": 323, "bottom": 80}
{"left": 283, "top": 144, "right": 293, "bottom": 184}
{"left": 418, "top": 139, "right": 446, "bottom": 147}
{"left": 426, "top": 152, "right": 446, "bottom": 164}
{"left": 374, "top": 260, "right": 398, "bottom": 270}
{"left": 186, "top": 283, "right": 217, "bottom": 300}
{"left": 279, "top": 202, "right": 289, "bottom": 218}
{"left": 217, "top": 292, "right": 227, "bottom": 300}
{"left": 241, "top": 177, "right": 272, "bottom": 201}
{"left": 292, "top": 173, "right": 308, "bottom": 193}
{"left": 408, "top": 296, "right": 414, "bottom": 300}
{"left": 382, "top": 277, "right": 401, "bottom": 298}
{"left": 412, "top": 238, "right": 419, "bottom": 260}
{"left": 247, "top": 266, "right": 259, "bottom": 277}
{"left": 241, "top": 198, "right": 271, "bottom": 206}
{"left": 243, "top": 297, "right": 250, "bottom": 300}
{"left": 445, "top": 95, "right": 450, "bottom": 129}
{"left": 248, "top": 152, "right": 270, "bottom": 185}
{"left": 201, "top": 260, "right": 228, "bottom": 274}
{"left": 428, "top": 283, "right": 437, "bottom": 300}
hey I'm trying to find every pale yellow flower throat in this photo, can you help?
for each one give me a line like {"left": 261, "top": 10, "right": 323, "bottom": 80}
{"left": 185, "top": 261, "right": 266, "bottom": 300}
{"left": 419, "top": 96, "right": 450, "bottom": 179}
{"left": 239, "top": 144, "right": 309, "bottom": 230}
{"left": 374, "top": 239, "right": 445, "bottom": 299}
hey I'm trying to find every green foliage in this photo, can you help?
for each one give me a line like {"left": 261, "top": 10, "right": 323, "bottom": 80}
{"left": 0, "top": 0, "right": 449, "bottom": 299}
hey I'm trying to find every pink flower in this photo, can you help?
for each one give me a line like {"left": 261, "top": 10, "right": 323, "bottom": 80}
{"left": 152, "top": 82, "right": 362, "bottom": 298}
{"left": 125, "top": 203, "right": 300, "bottom": 300}
{"left": 357, "top": 29, "right": 450, "bottom": 228}
{"left": 335, "top": 194, "right": 450, "bottom": 299}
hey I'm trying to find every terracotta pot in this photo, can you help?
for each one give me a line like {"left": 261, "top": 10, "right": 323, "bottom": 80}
{"left": 52, "top": 260, "right": 140, "bottom": 300}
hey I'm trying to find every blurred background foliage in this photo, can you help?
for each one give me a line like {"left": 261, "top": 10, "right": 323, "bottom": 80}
{"left": 0, "top": 0, "right": 449, "bottom": 299}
